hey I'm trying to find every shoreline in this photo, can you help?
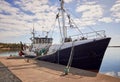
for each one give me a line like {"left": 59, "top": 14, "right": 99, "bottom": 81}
{"left": 0, "top": 48, "right": 20, "bottom": 51}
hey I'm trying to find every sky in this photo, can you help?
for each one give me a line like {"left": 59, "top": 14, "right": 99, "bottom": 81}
{"left": 0, "top": 0, "right": 120, "bottom": 46}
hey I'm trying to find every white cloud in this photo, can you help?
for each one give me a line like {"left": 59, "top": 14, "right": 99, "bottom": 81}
{"left": 64, "top": 0, "right": 73, "bottom": 3}
{"left": 76, "top": 1, "right": 104, "bottom": 27}
{"left": 14, "top": 0, "right": 57, "bottom": 29}
{"left": 0, "top": 0, "right": 119, "bottom": 43}
{"left": 0, "top": 0, "right": 58, "bottom": 42}
{"left": 73, "top": 18, "right": 96, "bottom": 27}
{"left": 115, "top": 19, "right": 120, "bottom": 23}
{"left": 98, "top": 17, "right": 113, "bottom": 23}
{"left": 14, "top": 0, "right": 54, "bottom": 13}
{"left": 111, "top": 0, "right": 120, "bottom": 23}
{"left": 0, "top": 0, "right": 20, "bottom": 19}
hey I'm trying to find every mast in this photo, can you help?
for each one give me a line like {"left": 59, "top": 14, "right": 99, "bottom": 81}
{"left": 31, "top": 24, "right": 35, "bottom": 43}
{"left": 60, "top": 0, "right": 67, "bottom": 42}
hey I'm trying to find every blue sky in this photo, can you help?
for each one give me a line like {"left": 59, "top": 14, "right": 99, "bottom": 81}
{"left": 0, "top": 0, "right": 120, "bottom": 46}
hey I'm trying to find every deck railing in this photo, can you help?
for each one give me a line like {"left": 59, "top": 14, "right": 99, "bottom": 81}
{"left": 70, "top": 30, "right": 106, "bottom": 41}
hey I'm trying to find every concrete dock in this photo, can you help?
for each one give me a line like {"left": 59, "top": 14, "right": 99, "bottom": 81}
{"left": 0, "top": 57, "right": 120, "bottom": 82}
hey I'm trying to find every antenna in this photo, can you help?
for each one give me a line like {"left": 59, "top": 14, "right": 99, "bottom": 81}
{"left": 30, "top": 23, "right": 35, "bottom": 44}
{"left": 31, "top": 24, "right": 35, "bottom": 39}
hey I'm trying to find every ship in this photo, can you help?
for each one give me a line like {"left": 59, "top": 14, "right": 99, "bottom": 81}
{"left": 20, "top": 0, "right": 111, "bottom": 72}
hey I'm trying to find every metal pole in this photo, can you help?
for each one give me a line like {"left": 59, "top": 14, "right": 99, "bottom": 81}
{"left": 60, "top": 0, "right": 67, "bottom": 42}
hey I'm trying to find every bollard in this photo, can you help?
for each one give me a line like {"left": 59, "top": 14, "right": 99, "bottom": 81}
{"left": 64, "top": 67, "right": 69, "bottom": 75}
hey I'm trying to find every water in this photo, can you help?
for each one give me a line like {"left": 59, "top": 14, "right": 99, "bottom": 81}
{"left": 0, "top": 50, "right": 19, "bottom": 57}
{"left": 0, "top": 48, "right": 120, "bottom": 78}
{"left": 100, "top": 47, "right": 120, "bottom": 78}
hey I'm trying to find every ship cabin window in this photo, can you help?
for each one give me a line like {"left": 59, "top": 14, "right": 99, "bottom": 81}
{"left": 38, "top": 39, "right": 40, "bottom": 43}
{"left": 41, "top": 39, "right": 43, "bottom": 43}
{"left": 49, "top": 38, "right": 53, "bottom": 43}
{"left": 36, "top": 39, "right": 38, "bottom": 43}
{"left": 34, "top": 38, "right": 41, "bottom": 44}
{"left": 34, "top": 39, "right": 36, "bottom": 44}
{"left": 33, "top": 38, "right": 52, "bottom": 44}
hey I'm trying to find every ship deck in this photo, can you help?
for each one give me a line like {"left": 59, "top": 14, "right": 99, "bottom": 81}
{"left": 0, "top": 56, "right": 120, "bottom": 82}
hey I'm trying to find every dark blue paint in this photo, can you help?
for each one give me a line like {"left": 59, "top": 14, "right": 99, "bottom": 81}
{"left": 37, "top": 38, "right": 111, "bottom": 72}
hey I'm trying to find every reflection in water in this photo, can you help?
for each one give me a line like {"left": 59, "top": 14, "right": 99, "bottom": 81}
{"left": 100, "top": 47, "right": 120, "bottom": 78}
{"left": 100, "top": 72, "right": 120, "bottom": 78}
{"left": 0, "top": 50, "right": 18, "bottom": 57}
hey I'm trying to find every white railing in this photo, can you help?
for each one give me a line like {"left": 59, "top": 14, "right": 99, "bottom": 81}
{"left": 70, "top": 30, "right": 106, "bottom": 41}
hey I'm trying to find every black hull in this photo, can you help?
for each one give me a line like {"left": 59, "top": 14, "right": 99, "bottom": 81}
{"left": 37, "top": 38, "right": 111, "bottom": 71}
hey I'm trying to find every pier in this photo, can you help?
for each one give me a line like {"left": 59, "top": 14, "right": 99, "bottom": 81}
{"left": 0, "top": 57, "right": 120, "bottom": 82}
